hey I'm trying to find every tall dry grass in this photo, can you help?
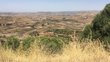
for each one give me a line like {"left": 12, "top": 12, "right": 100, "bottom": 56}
{"left": 0, "top": 40, "right": 110, "bottom": 62}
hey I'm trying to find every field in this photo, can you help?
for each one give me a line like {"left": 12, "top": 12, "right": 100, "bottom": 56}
{"left": 0, "top": 11, "right": 97, "bottom": 37}
{"left": 0, "top": 11, "right": 110, "bottom": 62}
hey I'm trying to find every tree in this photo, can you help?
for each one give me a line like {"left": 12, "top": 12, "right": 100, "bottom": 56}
{"left": 82, "top": 4, "right": 110, "bottom": 45}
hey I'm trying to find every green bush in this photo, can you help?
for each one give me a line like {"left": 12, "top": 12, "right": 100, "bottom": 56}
{"left": 91, "top": 4, "right": 110, "bottom": 41}
{"left": 81, "top": 4, "right": 110, "bottom": 45}
{"left": 81, "top": 25, "right": 92, "bottom": 39}
{"left": 22, "top": 37, "right": 35, "bottom": 51}
{"left": 57, "top": 35, "right": 72, "bottom": 44}
{"left": 4, "top": 36, "right": 20, "bottom": 50}
{"left": 39, "top": 37, "right": 63, "bottom": 54}
{"left": 48, "top": 29, "right": 74, "bottom": 35}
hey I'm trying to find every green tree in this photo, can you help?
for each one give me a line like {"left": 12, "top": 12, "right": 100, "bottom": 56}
{"left": 82, "top": 4, "right": 110, "bottom": 45}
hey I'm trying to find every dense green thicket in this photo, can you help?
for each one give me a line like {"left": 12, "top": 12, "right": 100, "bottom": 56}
{"left": 82, "top": 4, "right": 110, "bottom": 45}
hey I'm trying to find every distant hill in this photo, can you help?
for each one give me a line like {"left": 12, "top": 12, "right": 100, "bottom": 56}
{"left": 0, "top": 11, "right": 99, "bottom": 16}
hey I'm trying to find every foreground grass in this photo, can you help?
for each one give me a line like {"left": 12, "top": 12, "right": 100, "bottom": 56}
{"left": 0, "top": 40, "right": 110, "bottom": 62}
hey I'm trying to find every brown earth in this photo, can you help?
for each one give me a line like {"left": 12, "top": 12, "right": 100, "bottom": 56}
{"left": 0, "top": 11, "right": 98, "bottom": 38}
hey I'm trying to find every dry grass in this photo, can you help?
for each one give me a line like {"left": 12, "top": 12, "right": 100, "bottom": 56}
{"left": 0, "top": 40, "right": 110, "bottom": 62}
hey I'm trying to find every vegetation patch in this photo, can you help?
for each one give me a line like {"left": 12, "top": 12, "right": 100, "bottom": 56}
{"left": 38, "top": 36, "right": 63, "bottom": 54}
{"left": 48, "top": 29, "right": 74, "bottom": 35}
{"left": 22, "top": 37, "right": 35, "bottom": 51}
{"left": 4, "top": 36, "right": 20, "bottom": 50}
{"left": 81, "top": 4, "right": 110, "bottom": 49}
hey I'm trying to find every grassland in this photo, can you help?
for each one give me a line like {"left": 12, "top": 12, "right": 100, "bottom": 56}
{"left": 0, "top": 39, "right": 110, "bottom": 62}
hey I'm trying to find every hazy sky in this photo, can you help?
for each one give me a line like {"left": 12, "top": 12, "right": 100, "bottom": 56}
{"left": 0, "top": 0, "right": 109, "bottom": 12}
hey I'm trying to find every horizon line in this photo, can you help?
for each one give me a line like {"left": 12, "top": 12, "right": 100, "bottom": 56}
{"left": 0, "top": 10, "right": 100, "bottom": 13}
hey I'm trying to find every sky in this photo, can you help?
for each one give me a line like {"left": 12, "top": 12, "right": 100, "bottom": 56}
{"left": 0, "top": 0, "right": 109, "bottom": 12}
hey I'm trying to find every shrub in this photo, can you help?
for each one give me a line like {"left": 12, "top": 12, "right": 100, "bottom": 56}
{"left": 4, "top": 36, "right": 20, "bottom": 50}
{"left": 81, "top": 25, "right": 92, "bottom": 39}
{"left": 22, "top": 37, "right": 35, "bottom": 51}
{"left": 39, "top": 37, "right": 63, "bottom": 54}
{"left": 57, "top": 34, "right": 72, "bottom": 44}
